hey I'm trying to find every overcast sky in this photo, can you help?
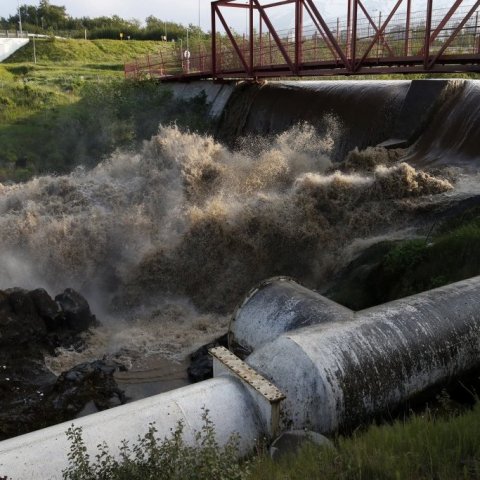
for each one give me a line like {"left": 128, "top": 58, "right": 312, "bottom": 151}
{"left": 1, "top": 1, "right": 452, "bottom": 32}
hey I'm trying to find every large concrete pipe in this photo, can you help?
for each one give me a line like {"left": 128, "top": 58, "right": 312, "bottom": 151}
{"left": 246, "top": 275, "right": 480, "bottom": 433}
{"left": 3, "top": 275, "right": 480, "bottom": 478}
{"left": 230, "top": 277, "right": 353, "bottom": 353}
{"left": 0, "top": 372, "right": 283, "bottom": 480}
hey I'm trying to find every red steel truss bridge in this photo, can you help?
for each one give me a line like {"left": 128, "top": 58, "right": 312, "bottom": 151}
{"left": 125, "top": 0, "right": 480, "bottom": 80}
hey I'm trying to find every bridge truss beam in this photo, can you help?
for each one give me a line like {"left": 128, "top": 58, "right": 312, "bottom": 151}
{"left": 125, "top": 0, "right": 480, "bottom": 80}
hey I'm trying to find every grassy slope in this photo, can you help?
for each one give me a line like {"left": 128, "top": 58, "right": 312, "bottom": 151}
{"left": 0, "top": 38, "right": 210, "bottom": 181}
{"left": 250, "top": 403, "right": 480, "bottom": 480}
{"left": 62, "top": 400, "right": 480, "bottom": 479}
{"left": 4, "top": 38, "right": 173, "bottom": 64}
{"left": 328, "top": 206, "right": 480, "bottom": 310}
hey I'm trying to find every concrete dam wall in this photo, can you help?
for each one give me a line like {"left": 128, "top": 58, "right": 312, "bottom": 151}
{"left": 175, "top": 78, "right": 480, "bottom": 168}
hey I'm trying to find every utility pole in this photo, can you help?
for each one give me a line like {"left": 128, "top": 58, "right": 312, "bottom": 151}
{"left": 17, "top": 0, "right": 23, "bottom": 36}
{"left": 198, "top": 0, "right": 201, "bottom": 30}
{"left": 33, "top": 35, "right": 37, "bottom": 63}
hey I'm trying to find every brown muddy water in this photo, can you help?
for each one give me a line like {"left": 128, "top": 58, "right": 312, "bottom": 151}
{"left": 2, "top": 79, "right": 480, "bottom": 404}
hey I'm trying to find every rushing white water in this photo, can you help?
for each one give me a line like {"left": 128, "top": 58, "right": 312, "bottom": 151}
{"left": 0, "top": 123, "right": 454, "bottom": 370}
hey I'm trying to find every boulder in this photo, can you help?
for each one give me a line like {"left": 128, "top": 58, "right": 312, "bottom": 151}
{"left": 0, "top": 289, "right": 47, "bottom": 347}
{"left": 269, "top": 430, "right": 334, "bottom": 461}
{"left": 29, "top": 288, "right": 62, "bottom": 331}
{"left": 0, "top": 359, "right": 125, "bottom": 440}
{"left": 0, "top": 286, "right": 112, "bottom": 441}
{"left": 55, "top": 288, "right": 98, "bottom": 332}
{"left": 187, "top": 333, "right": 228, "bottom": 382}
{"left": 51, "top": 360, "right": 125, "bottom": 413}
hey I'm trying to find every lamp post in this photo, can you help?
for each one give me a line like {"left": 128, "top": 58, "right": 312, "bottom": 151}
{"left": 17, "top": 0, "right": 23, "bottom": 36}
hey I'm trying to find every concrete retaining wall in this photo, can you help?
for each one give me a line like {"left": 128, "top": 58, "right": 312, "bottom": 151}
{"left": 170, "top": 81, "right": 236, "bottom": 118}
{"left": 0, "top": 38, "right": 29, "bottom": 63}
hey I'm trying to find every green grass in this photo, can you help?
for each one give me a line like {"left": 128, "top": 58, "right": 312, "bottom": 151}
{"left": 250, "top": 403, "right": 480, "bottom": 480}
{"left": 5, "top": 38, "right": 174, "bottom": 65}
{"left": 63, "top": 401, "right": 480, "bottom": 480}
{"left": 0, "top": 38, "right": 210, "bottom": 181}
{"left": 377, "top": 215, "right": 480, "bottom": 301}
{"left": 328, "top": 207, "right": 480, "bottom": 310}
{"left": 63, "top": 410, "right": 248, "bottom": 480}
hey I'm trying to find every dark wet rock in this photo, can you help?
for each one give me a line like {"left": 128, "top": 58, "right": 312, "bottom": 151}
{"left": 0, "top": 287, "right": 119, "bottom": 441}
{"left": 187, "top": 333, "right": 228, "bottom": 382}
{"left": 0, "top": 359, "right": 125, "bottom": 440}
{"left": 325, "top": 241, "right": 397, "bottom": 310}
{"left": 29, "top": 288, "right": 62, "bottom": 331}
{"left": 0, "top": 290, "right": 47, "bottom": 347}
{"left": 55, "top": 288, "right": 98, "bottom": 332}
{"left": 269, "top": 430, "right": 333, "bottom": 461}
{"left": 50, "top": 360, "right": 125, "bottom": 413}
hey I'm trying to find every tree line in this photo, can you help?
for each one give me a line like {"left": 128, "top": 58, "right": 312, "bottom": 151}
{"left": 0, "top": 0, "right": 207, "bottom": 40}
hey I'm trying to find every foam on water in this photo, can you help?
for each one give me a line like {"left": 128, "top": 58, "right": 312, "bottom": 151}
{"left": 0, "top": 123, "right": 454, "bottom": 367}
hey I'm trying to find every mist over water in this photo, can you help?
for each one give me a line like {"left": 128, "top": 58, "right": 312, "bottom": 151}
{"left": 0, "top": 121, "right": 455, "bottom": 366}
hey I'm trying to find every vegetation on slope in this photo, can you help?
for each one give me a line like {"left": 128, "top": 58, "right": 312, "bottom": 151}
{"left": 0, "top": 38, "right": 210, "bottom": 182}
{"left": 4, "top": 38, "right": 174, "bottom": 64}
{"left": 328, "top": 205, "right": 480, "bottom": 310}
{"left": 63, "top": 400, "right": 480, "bottom": 480}
{"left": 251, "top": 401, "right": 480, "bottom": 480}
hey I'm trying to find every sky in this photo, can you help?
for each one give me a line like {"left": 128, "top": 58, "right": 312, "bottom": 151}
{"left": 2, "top": 1, "right": 216, "bottom": 30}
{"left": 1, "top": 0, "right": 452, "bottom": 33}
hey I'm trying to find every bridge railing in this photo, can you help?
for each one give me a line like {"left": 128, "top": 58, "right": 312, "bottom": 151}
{"left": 0, "top": 30, "right": 28, "bottom": 39}
{"left": 125, "top": 0, "right": 480, "bottom": 80}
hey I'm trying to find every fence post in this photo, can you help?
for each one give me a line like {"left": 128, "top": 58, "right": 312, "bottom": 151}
{"left": 351, "top": 0, "right": 357, "bottom": 69}
{"left": 259, "top": 19, "right": 263, "bottom": 66}
{"left": 424, "top": 0, "right": 433, "bottom": 68}
{"left": 476, "top": 11, "right": 480, "bottom": 54}
{"left": 377, "top": 11, "right": 382, "bottom": 57}
{"left": 249, "top": 0, "right": 254, "bottom": 75}
{"left": 269, "top": 31, "right": 272, "bottom": 64}
{"left": 159, "top": 50, "right": 164, "bottom": 76}
{"left": 212, "top": 3, "right": 217, "bottom": 78}
{"left": 405, "top": 0, "right": 411, "bottom": 56}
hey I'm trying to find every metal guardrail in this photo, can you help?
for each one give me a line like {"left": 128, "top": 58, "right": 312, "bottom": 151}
{"left": 0, "top": 30, "right": 28, "bottom": 39}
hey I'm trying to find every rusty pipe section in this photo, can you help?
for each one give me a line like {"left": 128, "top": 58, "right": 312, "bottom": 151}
{"left": 230, "top": 277, "right": 354, "bottom": 353}
{"left": 246, "top": 276, "right": 480, "bottom": 433}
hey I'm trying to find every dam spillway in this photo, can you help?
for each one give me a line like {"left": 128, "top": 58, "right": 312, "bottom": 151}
{"left": 2, "top": 78, "right": 480, "bottom": 477}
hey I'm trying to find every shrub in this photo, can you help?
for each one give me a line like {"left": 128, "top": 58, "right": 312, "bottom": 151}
{"left": 62, "top": 409, "right": 249, "bottom": 480}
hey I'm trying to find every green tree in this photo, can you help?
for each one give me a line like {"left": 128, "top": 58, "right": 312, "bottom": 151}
{"left": 38, "top": 0, "right": 68, "bottom": 29}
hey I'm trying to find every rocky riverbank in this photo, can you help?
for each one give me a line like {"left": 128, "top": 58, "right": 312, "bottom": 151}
{"left": 0, "top": 287, "right": 124, "bottom": 440}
